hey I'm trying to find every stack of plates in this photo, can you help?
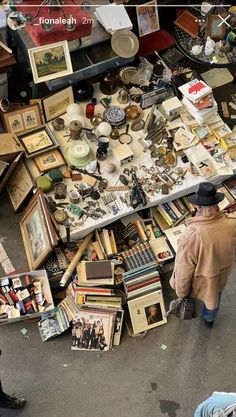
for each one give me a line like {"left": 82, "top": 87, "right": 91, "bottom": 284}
{"left": 65, "top": 141, "right": 93, "bottom": 168}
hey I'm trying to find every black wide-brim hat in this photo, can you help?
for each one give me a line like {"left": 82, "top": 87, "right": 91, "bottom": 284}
{"left": 188, "top": 182, "right": 224, "bottom": 206}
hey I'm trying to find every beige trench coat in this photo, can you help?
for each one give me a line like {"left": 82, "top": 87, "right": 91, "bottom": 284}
{"left": 170, "top": 212, "right": 236, "bottom": 309}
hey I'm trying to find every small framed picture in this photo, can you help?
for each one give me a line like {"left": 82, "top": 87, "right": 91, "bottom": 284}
{"left": 6, "top": 158, "right": 35, "bottom": 212}
{"left": 2, "top": 104, "right": 42, "bottom": 134}
{"left": 42, "top": 86, "right": 74, "bottom": 122}
{"left": 28, "top": 40, "right": 73, "bottom": 84}
{"left": 20, "top": 190, "right": 57, "bottom": 269}
{"left": 34, "top": 149, "right": 66, "bottom": 173}
{"left": 17, "top": 125, "right": 59, "bottom": 158}
{"left": 192, "top": 125, "right": 210, "bottom": 141}
{"left": 128, "top": 290, "right": 167, "bottom": 335}
{"left": 136, "top": 0, "right": 160, "bottom": 37}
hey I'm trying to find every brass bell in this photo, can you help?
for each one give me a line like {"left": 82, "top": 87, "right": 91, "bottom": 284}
{"left": 91, "top": 113, "right": 103, "bottom": 127}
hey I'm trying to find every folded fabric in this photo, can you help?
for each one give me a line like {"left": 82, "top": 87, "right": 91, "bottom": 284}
{"left": 166, "top": 297, "right": 198, "bottom": 320}
{"left": 194, "top": 392, "right": 236, "bottom": 417}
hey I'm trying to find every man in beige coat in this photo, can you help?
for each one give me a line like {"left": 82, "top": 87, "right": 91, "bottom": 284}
{"left": 170, "top": 182, "right": 236, "bottom": 327}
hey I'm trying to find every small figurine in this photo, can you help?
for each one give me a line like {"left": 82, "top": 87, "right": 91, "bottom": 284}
{"left": 204, "top": 36, "right": 215, "bottom": 56}
{"left": 190, "top": 44, "right": 203, "bottom": 56}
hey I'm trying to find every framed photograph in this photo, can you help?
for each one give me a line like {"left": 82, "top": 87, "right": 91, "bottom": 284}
{"left": 205, "top": 14, "right": 227, "bottom": 41}
{"left": 128, "top": 290, "right": 167, "bottom": 335}
{"left": 20, "top": 190, "right": 57, "bottom": 269}
{"left": 42, "top": 86, "right": 74, "bottom": 122}
{"left": 6, "top": 158, "right": 35, "bottom": 212}
{"left": 17, "top": 125, "right": 59, "bottom": 158}
{"left": 136, "top": 0, "right": 160, "bottom": 37}
{"left": 2, "top": 104, "right": 42, "bottom": 134}
{"left": 28, "top": 41, "right": 73, "bottom": 84}
{"left": 34, "top": 149, "right": 66, "bottom": 173}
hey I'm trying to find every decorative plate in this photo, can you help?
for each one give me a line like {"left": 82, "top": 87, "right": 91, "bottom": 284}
{"left": 119, "top": 66, "right": 138, "bottom": 85}
{"left": 111, "top": 29, "right": 139, "bottom": 58}
{"left": 103, "top": 106, "right": 126, "bottom": 127}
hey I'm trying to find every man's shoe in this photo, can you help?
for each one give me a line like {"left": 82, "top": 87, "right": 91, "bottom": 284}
{"left": 204, "top": 319, "right": 214, "bottom": 328}
{"left": 0, "top": 393, "right": 26, "bottom": 409}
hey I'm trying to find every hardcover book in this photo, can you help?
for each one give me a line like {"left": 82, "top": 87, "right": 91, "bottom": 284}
{"left": 127, "top": 289, "right": 167, "bottom": 335}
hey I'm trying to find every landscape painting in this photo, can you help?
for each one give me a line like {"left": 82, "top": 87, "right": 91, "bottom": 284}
{"left": 28, "top": 41, "right": 73, "bottom": 84}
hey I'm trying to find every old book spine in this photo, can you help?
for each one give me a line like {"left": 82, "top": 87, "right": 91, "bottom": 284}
{"left": 143, "top": 242, "right": 156, "bottom": 262}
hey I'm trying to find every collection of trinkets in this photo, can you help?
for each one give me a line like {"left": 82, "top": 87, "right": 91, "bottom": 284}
{"left": 0, "top": 273, "right": 52, "bottom": 319}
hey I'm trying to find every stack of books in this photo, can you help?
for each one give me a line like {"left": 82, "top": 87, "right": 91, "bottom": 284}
{"left": 71, "top": 307, "right": 119, "bottom": 351}
{"left": 38, "top": 295, "right": 79, "bottom": 342}
{"left": 179, "top": 79, "right": 217, "bottom": 124}
{"left": 123, "top": 261, "right": 161, "bottom": 300}
{"left": 154, "top": 198, "right": 192, "bottom": 229}
{"left": 121, "top": 242, "right": 156, "bottom": 271}
{"left": 71, "top": 259, "right": 124, "bottom": 348}
{"left": 77, "top": 260, "right": 114, "bottom": 287}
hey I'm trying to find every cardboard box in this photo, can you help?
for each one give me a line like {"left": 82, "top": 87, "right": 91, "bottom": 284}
{"left": 0, "top": 270, "right": 54, "bottom": 324}
{"left": 0, "top": 133, "right": 23, "bottom": 162}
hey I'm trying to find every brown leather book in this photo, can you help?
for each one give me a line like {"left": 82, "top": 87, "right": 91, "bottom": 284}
{"left": 85, "top": 260, "right": 112, "bottom": 280}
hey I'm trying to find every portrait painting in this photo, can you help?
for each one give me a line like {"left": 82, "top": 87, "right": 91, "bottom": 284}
{"left": 8, "top": 114, "right": 23, "bottom": 133}
{"left": 136, "top": 0, "right": 160, "bottom": 37}
{"left": 145, "top": 303, "right": 163, "bottom": 326}
{"left": 28, "top": 41, "right": 73, "bottom": 84}
{"left": 23, "top": 110, "right": 38, "bottom": 129}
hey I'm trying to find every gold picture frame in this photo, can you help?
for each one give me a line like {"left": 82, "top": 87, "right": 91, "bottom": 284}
{"left": 2, "top": 104, "right": 43, "bottom": 134}
{"left": 34, "top": 149, "right": 66, "bottom": 173}
{"left": 42, "top": 86, "right": 74, "bottom": 122}
{"left": 28, "top": 40, "right": 73, "bottom": 84}
{"left": 6, "top": 158, "right": 35, "bottom": 212}
{"left": 20, "top": 190, "right": 57, "bottom": 269}
{"left": 17, "top": 125, "right": 59, "bottom": 158}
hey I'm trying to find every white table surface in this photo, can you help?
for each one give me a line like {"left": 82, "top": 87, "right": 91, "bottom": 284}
{"left": 26, "top": 84, "right": 236, "bottom": 240}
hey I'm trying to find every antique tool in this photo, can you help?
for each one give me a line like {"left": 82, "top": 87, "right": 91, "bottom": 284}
{"left": 106, "top": 185, "right": 132, "bottom": 191}
{"left": 131, "top": 118, "right": 145, "bottom": 132}
{"left": 60, "top": 232, "right": 94, "bottom": 287}
{"left": 119, "top": 124, "right": 132, "bottom": 144}
{"left": 130, "top": 172, "right": 147, "bottom": 209}
{"left": 221, "top": 102, "right": 229, "bottom": 118}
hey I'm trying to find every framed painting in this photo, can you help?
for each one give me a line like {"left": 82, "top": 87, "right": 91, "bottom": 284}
{"left": 136, "top": 0, "right": 160, "bottom": 37}
{"left": 20, "top": 190, "right": 57, "bottom": 269}
{"left": 42, "top": 86, "right": 74, "bottom": 122}
{"left": 17, "top": 125, "right": 59, "bottom": 158}
{"left": 6, "top": 158, "right": 35, "bottom": 212}
{"left": 2, "top": 104, "right": 43, "bottom": 134}
{"left": 34, "top": 149, "right": 66, "bottom": 173}
{"left": 28, "top": 40, "right": 73, "bottom": 84}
